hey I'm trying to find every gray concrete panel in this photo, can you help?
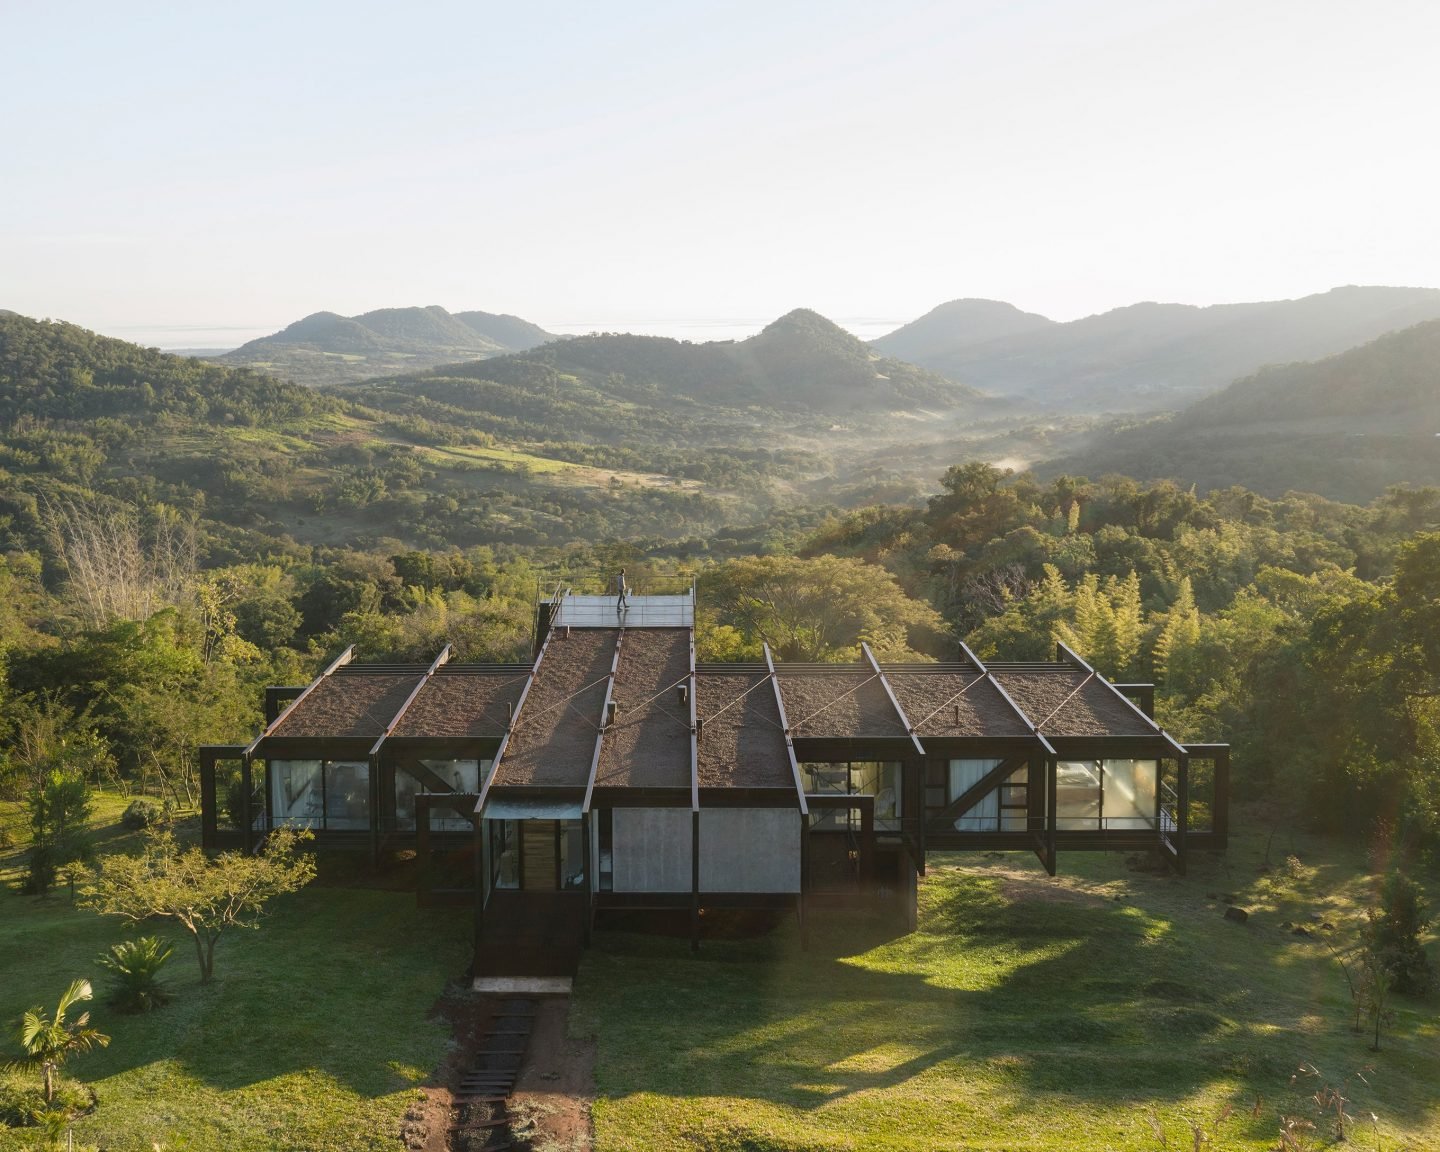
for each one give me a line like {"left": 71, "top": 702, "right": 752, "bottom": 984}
{"left": 613, "top": 807, "right": 693, "bottom": 892}
{"left": 700, "top": 808, "right": 800, "bottom": 893}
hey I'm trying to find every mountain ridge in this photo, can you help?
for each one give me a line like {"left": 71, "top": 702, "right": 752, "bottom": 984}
{"left": 875, "top": 285, "right": 1440, "bottom": 413}
{"left": 216, "top": 304, "right": 557, "bottom": 386}
{"left": 1039, "top": 317, "right": 1440, "bottom": 502}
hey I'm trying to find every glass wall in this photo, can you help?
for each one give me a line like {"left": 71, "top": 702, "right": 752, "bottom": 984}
{"left": 800, "top": 762, "right": 902, "bottom": 830}
{"left": 323, "top": 761, "right": 369, "bottom": 829}
{"left": 1055, "top": 759, "right": 1158, "bottom": 830}
{"left": 269, "top": 760, "right": 369, "bottom": 830}
{"left": 1056, "top": 761, "right": 1102, "bottom": 830}
{"left": 1102, "top": 759, "right": 1158, "bottom": 829}
{"left": 271, "top": 760, "right": 322, "bottom": 827}
{"left": 945, "top": 760, "right": 1029, "bottom": 831}
{"left": 394, "top": 759, "right": 488, "bottom": 831}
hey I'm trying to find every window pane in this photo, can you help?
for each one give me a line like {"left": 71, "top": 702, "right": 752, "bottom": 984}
{"left": 324, "top": 761, "right": 369, "bottom": 830}
{"left": 271, "top": 760, "right": 322, "bottom": 827}
{"left": 1104, "top": 759, "right": 1157, "bottom": 829}
{"left": 1056, "top": 760, "right": 1101, "bottom": 830}
{"left": 949, "top": 759, "right": 1002, "bottom": 831}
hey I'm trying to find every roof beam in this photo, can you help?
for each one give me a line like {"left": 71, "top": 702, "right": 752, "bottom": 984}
{"left": 862, "top": 642, "right": 925, "bottom": 758}
{"left": 367, "top": 645, "right": 453, "bottom": 759}
{"left": 581, "top": 631, "right": 625, "bottom": 815}
{"left": 688, "top": 628, "right": 699, "bottom": 813}
{"left": 245, "top": 645, "right": 354, "bottom": 758}
{"left": 764, "top": 642, "right": 808, "bottom": 817}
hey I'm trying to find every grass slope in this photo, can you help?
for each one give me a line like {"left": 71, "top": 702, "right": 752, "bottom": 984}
{"left": 0, "top": 798, "right": 469, "bottom": 1152}
{"left": 574, "top": 827, "right": 1438, "bottom": 1151}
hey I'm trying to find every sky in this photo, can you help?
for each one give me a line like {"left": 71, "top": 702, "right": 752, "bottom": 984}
{"left": 4, "top": 0, "right": 1440, "bottom": 347}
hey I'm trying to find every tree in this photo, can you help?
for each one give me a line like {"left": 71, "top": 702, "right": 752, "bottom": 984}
{"left": 24, "top": 769, "right": 93, "bottom": 895}
{"left": 81, "top": 827, "right": 316, "bottom": 983}
{"left": 703, "top": 554, "right": 947, "bottom": 662}
{"left": 7, "top": 978, "right": 110, "bottom": 1105}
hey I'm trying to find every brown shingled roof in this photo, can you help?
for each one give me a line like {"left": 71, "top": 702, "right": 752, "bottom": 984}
{"left": 886, "top": 671, "right": 1031, "bottom": 738}
{"left": 776, "top": 671, "right": 907, "bottom": 739}
{"left": 594, "top": 629, "right": 692, "bottom": 790}
{"left": 696, "top": 672, "right": 793, "bottom": 789}
{"left": 391, "top": 669, "right": 529, "bottom": 739}
{"left": 492, "top": 629, "right": 617, "bottom": 788}
{"left": 988, "top": 669, "right": 1151, "bottom": 737}
{"left": 273, "top": 671, "right": 422, "bottom": 739}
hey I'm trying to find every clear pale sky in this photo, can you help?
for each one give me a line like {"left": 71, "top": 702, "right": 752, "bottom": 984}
{"left": 4, "top": 0, "right": 1439, "bottom": 346}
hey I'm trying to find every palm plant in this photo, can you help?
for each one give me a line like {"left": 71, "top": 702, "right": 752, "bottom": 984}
{"left": 98, "top": 936, "right": 174, "bottom": 1012}
{"left": 8, "top": 979, "right": 110, "bottom": 1104}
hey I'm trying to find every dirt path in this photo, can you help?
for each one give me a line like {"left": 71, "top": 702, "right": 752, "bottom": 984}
{"left": 506, "top": 998, "right": 597, "bottom": 1150}
{"left": 404, "top": 989, "right": 595, "bottom": 1152}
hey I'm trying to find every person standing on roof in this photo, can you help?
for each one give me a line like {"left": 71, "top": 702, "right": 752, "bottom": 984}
{"left": 615, "top": 567, "right": 629, "bottom": 615}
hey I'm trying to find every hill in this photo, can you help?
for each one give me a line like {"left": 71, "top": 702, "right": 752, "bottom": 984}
{"left": 1041, "top": 318, "right": 1440, "bottom": 502}
{"left": 871, "top": 298, "right": 1056, "bottom": 362}
{"left": 878, "top": 286, "right": 1440, "bottom": 413}
{"left": 216, "top": 304, "right": 556, "bottom": 386}
{"left": 3, "top": 311, "right": 949, "bottom": 559}
{"left": 365, "top": 308, "right": 987, "bottom": 423}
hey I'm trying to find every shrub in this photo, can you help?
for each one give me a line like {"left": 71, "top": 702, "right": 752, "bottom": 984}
{"left": 97, "top": 936, "right": 174, "bottom": 1013}
{"left": 1370, "top": 872, "right": 1433, "bottom": 995}
{"left": 120, "top": 798, "right": 165, "bottom": 831}
{"left": 0, "top": 1079, "right": 95, "bottom": 1127}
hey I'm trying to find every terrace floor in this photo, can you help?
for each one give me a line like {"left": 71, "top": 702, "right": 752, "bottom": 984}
{"left": 552, "top": 594, "right": 694, "bottom": 629}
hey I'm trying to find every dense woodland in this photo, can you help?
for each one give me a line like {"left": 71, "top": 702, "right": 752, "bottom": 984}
{"left": 3, "top": 310, "right": 1440, "bottom": 871}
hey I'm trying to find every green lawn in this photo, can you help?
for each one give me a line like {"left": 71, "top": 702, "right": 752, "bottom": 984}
{"left": 0, "top": 798, "right": 470, "bottom": 1151}
{"left": 573, "top": 829, "right": 1439, "bottom": 1151}
{"left": 5, "top": 800, "right": 1434, "bottom": 1151}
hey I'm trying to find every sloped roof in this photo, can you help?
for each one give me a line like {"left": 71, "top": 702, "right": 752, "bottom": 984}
{"left": 696, "top": 671, "right": 793, "bottom": 789}
{"left": 491, "top": 629, "right": 617, "bottom": 788}
{"left": 594, "top": 629, "right": 692, "bottom": 790}
{"left": 884, "top": 668, "right": 1032, "bottom": 738}
{"left": 272, "top": 669, "right": 422, "bottom": 739}
{"left": 391, "top": 667, "right": 530, "bottom": 739}
{"left": 988, "top": 668, "right": 1151, "bottom": 738}
{"left": 776, "top": 669, "right": 908, "bottom": 739}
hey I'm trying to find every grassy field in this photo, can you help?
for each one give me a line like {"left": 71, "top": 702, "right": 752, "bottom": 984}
{"left": 574, "top": 826, "right": 1439, "bottom": 1151}
{"left": 5, "top": 796, "right": 1435, "bottom": 1151}
{"left": 0, "top": 795, "right": 470, "bottom": 1152}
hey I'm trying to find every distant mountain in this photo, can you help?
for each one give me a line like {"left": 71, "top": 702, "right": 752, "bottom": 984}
{"left": 368, "top": 308, "right": 987, "bottom": 420}
{"left": 1041, "top": 319, "right": 1440, "bottom": 502}
{"left": 217, "top": 304, "right": 556, "bottom": 386}
{"left": 454, "top": 310, "right": 553, "bottom": 351}
{"left": 878, "top": 286, "right": 1440, "bottom": 413}
{"left": 872, "top": 298, "right": 1056, "bottom": 363}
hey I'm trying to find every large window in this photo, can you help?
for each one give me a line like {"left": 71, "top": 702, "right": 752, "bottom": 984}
{"left": 1056, "top": 759, "right": 1158, "bottom": 830}
{"left": 269, "top": 760, "right": 369, "bottom": 830}
{"left": 394, "top": 759, "right": 488, "bottom": 831}
{"left": 801, "top": 762, "right": 901, "bottom": 830}
{"left": 946, "top": 759, "right": 1031, "bottom": 832}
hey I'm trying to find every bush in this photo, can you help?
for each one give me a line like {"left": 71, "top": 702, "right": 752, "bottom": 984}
{"left": 97, "top": 936, "right": 174, "bottom": 1013}
{"left": 0, "top": 1079, "right": 95, "bottom": 1127}
{"left": 1370, "top": 871, "right": 1434, "bottom": 996}
{"left": 120, "top": 798, "right": 166, "bottom": 830}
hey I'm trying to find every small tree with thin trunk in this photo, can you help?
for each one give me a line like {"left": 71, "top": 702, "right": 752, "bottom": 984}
{"left": 7, "top": 978, "right": 110, "bottom": 1106}
{"left": 81, "top": 827, "right": 315, "bottom": 984}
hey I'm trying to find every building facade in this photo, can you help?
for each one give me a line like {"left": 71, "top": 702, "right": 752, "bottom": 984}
{"left": 200, "top": 591, "right": 1228, "bottom": 981}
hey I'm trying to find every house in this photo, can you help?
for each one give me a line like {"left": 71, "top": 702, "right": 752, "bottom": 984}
{"left": 200, "top": 587, "right": 1227, "bottom": 986}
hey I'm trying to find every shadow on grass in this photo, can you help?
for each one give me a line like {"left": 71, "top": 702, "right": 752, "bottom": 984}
{"left": 576, "top": 863, "right": 1437, "bottom": 1134}
{"left": 3, "top": 884, "right": 472, "bottom": 1101}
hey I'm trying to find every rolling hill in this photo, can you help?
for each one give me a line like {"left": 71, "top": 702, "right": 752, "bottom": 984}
{"left": 1040, "top": 319, "right": 1440, "bottom": 502}
{"left": 361, "top": 308, "right": 989, "bottom": 424}
{"left": 876, "top": 286, "right": 1440, "bottom": 413}
{"left": 216, "top": 304, "right": 556, "bottom": 386}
